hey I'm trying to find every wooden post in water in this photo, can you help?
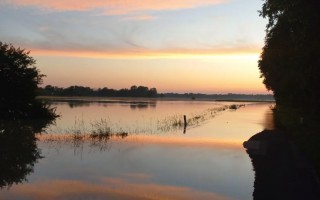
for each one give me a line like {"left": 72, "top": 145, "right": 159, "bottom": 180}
{"left": 183, "top": 115, "right": 187, "bottom": 134}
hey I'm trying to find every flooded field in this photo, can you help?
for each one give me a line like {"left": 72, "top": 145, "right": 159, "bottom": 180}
{"left": 0, "top": 99, "right": 274, "bottom": 200}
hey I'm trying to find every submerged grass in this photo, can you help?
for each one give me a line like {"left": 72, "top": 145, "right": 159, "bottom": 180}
{"left": 39, "top": 104, "right": 245, "bottom": 150}
{"left": 156, "top": 104, "right": 245, "bottom": 132}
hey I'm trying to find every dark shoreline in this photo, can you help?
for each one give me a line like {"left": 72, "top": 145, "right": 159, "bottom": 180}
{"left": 244, "top": 130, "right": 320, "bottom": 200}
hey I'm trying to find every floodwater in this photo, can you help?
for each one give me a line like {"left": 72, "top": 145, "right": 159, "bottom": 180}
{"left": 0, "top": 99, "right": 274, "bottom": 200}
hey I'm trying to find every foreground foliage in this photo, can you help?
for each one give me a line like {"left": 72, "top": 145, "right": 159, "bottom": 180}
{"left": 0, "top": 42, "right": 57, "bottom": 120}
{"left": 259, "top": 0, "right": 320, "bottom": 174}
{"left": 259, "top": 0, "right": 320, "bottom": 115}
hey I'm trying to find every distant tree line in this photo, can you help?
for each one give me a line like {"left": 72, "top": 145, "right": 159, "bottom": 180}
{"left": 163, "top": 93, "right": 274, "bottom": 101}
{"left": 38, "top": 85, "right": 158, "bottom": 98}
{"left": 38, "top": 85, "right": 273, "bottom": 101}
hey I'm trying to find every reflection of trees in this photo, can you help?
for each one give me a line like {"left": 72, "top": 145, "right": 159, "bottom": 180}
{"left": 130, "top": 103, "right": 148, "bottom": 109}
{"left": 130, "top": 101, "right": 157, "bottom": 110}
{"left": 262, "top": 108, "right": 275, "bottom": 130}
{"left": 244, "top": 130, "right": 320, "bottom": 200}
{"left": 50, "top": 100, "right": 158, "bottom": 109}
{"left": 67, "top": 101, "right": 90, "bottom": 108}
{"left": 0, "top": 119, "right": 54, "bottom": 189}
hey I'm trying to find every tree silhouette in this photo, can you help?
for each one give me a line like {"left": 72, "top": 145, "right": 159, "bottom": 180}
{"left": 0, "top": 42, "right": 57, "bottom": 119}
{"left": 39, "top": 84, "right": 159, "bottom": 98}
{"left": 258, "top": 0, "right": 320, "bottom": 180}
{"left": 259, "top": 1, "right": 320, "bottom": 115}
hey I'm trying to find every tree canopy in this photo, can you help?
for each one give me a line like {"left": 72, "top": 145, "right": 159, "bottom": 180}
{"left": 259, "top": 0, "right": 320, "bottom": 114}
{"left": 0, "top": 42, "right": 57, "bottom": 119}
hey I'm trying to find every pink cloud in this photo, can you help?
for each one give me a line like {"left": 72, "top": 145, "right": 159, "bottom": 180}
{"left": 7, "top": 0, "right": 228, "bottom": 14}
{"left": 122, "top": 14, "right": 157, "bottom": 21}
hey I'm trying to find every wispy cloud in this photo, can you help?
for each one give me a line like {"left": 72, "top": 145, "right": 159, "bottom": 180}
{"left": 6, "top": 0, "right": 229, "bottom": 14}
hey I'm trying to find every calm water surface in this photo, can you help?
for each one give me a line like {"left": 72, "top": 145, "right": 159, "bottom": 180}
{"left": 0, "top": 99, "right": 274, "bottom": 200}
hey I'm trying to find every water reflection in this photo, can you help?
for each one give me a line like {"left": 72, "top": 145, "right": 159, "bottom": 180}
{"left": 1, "top": 101, "right": 273, "bottom": 200}
{"left": 0, "top": 119, "right": 54, "bottom": 189}
{"left": 39, "top": 131, "right": 129, "bottom": 154}
{"left": 262, "top": 105, "right": 275, "bottom": 130}
{"left": 2, "top": 177, "right": 233, "bottom": 200}
{"left": 31, "top": 134, "right": 251, "bottom": 200}
{"left": 130, "top": 101, "right": 156, "bottom": 109}
{"left": 244, "top": 130, "right": 320, "bottom": 200}
{"left": 49, "top": 99, "right": 157, "bottom": 109}
{"left": 68, "top": 101, "right": 90, "bottom": 108}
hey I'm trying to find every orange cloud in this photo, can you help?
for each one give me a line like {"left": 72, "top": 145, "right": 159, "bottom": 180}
{"left": 31, "top": 46, "right": 260, "bottom": 59}
{"left": 3, "top": 178, "right": 232, "bottom": 200}
{"left": 8, "top": 0, "right": 228, "bottom": 14}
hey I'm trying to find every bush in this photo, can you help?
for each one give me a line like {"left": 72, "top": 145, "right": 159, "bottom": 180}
{"left": 0, "top": 42, "right": 57, "bottom": 120}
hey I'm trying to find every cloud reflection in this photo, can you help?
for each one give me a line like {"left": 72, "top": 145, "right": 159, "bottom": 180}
{"left": 3, "top": 177, "right": 232, "bottom": 200}
{"left": 37, "top": 134, "right": 243, "bottom": 150}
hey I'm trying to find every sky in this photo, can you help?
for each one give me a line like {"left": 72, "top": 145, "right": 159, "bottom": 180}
{"left": 0, "top": 0, "right": 270, "bottom": 94}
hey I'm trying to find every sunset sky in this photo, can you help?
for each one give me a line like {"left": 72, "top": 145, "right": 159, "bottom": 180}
{"left": 0, "top": 0, "right": 269, "bottom": 94}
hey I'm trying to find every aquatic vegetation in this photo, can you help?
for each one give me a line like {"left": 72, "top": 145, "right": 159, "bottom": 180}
{"left": 228, "top": 104, "right": 245, "bottom": 110}
{"left": 156, "top": 104, "right": 245, "bottom": 132}
{"left": 90, "top": 119, "right": 128, "bottom": 140}
{"left": 38, "top": 103, "right": 245, "bottom": 151}
{"left": 90, "top": 119, "right": 112, "bottom": 139}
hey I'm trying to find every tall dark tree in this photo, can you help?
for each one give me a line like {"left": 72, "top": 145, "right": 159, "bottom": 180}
{"left": 259, "top": 0, "right": 320, "bottom": 114}
{"left": 0, "top": 42, "right": 57, "bottom": 119}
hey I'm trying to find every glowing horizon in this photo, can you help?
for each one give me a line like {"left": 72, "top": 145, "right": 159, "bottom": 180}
{"left": 30, "top": 46, "right": 260, "bottom": 59}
